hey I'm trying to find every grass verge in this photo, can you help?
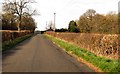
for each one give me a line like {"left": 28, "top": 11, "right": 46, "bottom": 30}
{"left": 2, "top": 33, "right": 34, "bottom": 52}
{"left": 44, "top": 34, "right": 120, "bottom": 72}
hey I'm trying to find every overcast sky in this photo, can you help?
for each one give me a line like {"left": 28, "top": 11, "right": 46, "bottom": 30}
{"left": 0, "top": 0, "right": 120, "bottom": 31}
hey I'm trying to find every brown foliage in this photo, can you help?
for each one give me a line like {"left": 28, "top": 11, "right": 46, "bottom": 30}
{"left": 77, "top": 9, "right": 118, "bottom": 34}
{"left": 46, "top": 32, "right": 119, "bottom": 60}
{"left": 1, "top": 30, "right": 31, "bottom": 42}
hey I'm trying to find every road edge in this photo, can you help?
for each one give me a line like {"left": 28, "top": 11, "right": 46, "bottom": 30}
{"left": 44, "top": 34, "right": 103, "bottom": 72}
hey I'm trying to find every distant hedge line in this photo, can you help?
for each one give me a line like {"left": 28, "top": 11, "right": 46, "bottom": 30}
{"left": 1, "top": 30, "right": 32, "bottom": 42}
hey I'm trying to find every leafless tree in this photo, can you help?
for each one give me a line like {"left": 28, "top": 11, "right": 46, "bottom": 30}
{"left": 46, "top": 21, "right": 55, "bottom": 31}
{"left": 2, "top": 0, "right": 38, "bottom": 31}
{"left": 83, "top": 9, "right": 96, "bottom": 21}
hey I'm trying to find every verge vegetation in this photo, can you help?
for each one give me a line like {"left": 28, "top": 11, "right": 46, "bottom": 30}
{"left": 44, "top": 34, "right": 120, "bottom": 72}
{"left": 2, "top": 33, "right": 34, "bottom": 52}
{"left": 45, "top": 32, "right": 119, "bottom": 60}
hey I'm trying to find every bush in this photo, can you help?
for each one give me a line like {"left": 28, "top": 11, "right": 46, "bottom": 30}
{"left": 2, "top": 30, "right": 31, "bottom": 42}
{"left": 55, "top": 28, "right": 68, "bottom": 32}
{"left": 68, "top": 20, "right": 80, "bottom": 33}
{"left": 2, "top": 33, "right": 33, "bottom": 51}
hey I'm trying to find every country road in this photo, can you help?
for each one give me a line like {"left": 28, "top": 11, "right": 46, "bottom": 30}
{"left": 2, "top": 34, "right": 94, "bottom": 72}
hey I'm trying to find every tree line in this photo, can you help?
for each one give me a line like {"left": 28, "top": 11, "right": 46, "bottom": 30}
{"left": 46, "top": 9, "right": 118, "bottom": 34}
{"left": 69, "top": 9, "right": 118, "bottom": 34}
{"left": 1, "top": 0, "right": 37, "bottom": 32}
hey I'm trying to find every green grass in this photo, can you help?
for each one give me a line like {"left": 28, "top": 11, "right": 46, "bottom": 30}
{"left": 2, "top": 33, "right": 34, "bottom": 52}
{"left": 44, "top": 34, "right": 120, "bottom": 72}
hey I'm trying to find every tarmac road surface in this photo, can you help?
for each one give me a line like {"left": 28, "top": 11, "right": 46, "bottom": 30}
{"left": 2, "top": 34, "right": 94, "bottom": 72}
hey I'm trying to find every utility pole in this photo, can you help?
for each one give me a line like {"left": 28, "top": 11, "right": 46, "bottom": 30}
{"left": 46, "top": 21, "right": 47, "bottom": 30}
{"left": 54, "top": 13, "right": 56, "bottom": 31}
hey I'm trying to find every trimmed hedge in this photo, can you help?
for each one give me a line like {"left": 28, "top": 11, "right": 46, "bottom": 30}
{"left": 45, "top": 32, "right": 119, "bottom": 60}
{"left": 2, "top": 33, "right": 33, "bottom": 52}
{"left": 2, "top": 30, "right": 32, "bottom": 42}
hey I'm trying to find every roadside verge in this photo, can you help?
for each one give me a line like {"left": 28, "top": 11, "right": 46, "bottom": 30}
{"left": 44, "top": 34, "right": 119, "bottom": 72}
{"left": 2, "top": 33, "right": 34, "bottom": 52}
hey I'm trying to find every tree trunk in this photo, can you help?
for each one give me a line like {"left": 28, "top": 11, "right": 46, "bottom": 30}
{"left": 17, "top": 21, "right": 21, "bottom": 32}
{"left": 18, "top": 15, "right": 21, "bottom": 32}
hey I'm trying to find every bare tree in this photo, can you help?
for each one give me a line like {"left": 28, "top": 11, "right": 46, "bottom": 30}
{"left": 46, "top": 21, "right": 54, "bottom": 31}
{"left": 2, "top": 0, "right": 37, "bottom": 31}
{"left": 83, "top": 9, "right": 96, "bottom": 21}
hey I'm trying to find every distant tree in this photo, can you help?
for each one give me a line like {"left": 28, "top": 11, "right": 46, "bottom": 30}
{"left": 68, "top": 20, "right": 80, "bottom": 33}
{"left": 77, "top": 15, "right": 91, "bottom": 33}
{"left": 60, "top": 28, "right": 68, "bottom": 32}
{"left": 105, "top": 11, "right": 118, "bottom": 34}
{"left": 119, "top": 12, "right": 120, "bottom": 34}
{"left": 77, "top": 9, "right": 97, "bottom": 33}
{"left": 21, "top": 15, "right": 36, "bottom": 32}
{"left": 2, "top": 13, "right": 17, "bottom": 30}
{"left": 83, "top": 9, "right": 96, "bottom": 21}
{"left": 90, "top": 13, "right": 106, "bottom": 33}
{"left": 2, "top": 13, "right": 37, "bottom": 32}
{"left": 55, "top": 28, "right": 68, "bottom": 32}
{"left": 46, "top": 21, "right": 54, "bottom": 31}
{"left": 2, "top": 0, "right": 37, "bottom": 31}
{"left": 77, "top": 9, "right": 118, "bottom": 34}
